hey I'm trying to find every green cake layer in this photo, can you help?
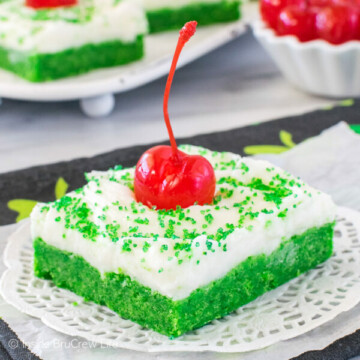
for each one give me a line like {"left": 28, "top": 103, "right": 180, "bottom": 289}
{"left": 147, "top": 1, "right": 241, "bottom": 33}
{"left": 0, "top": 36, "right": 144, "bottom": 82}
{"left": 33, "top": 222, "right": 334, "bottom": 337}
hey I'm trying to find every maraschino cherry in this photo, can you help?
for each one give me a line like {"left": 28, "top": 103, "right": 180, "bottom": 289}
{"left": 260, "top": 0, "right": 360, "bottom": 44}
{"left": 277, "top": 6, "right": 315, "bottom": 42}
{"left": 26, "top": 0, "right": 77, "bottom": 9}
{"left": 134, "top": 21, "right": 216, "bottom": 210}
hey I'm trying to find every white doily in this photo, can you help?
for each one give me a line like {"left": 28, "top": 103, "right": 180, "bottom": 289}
{"left": 1, "top": 206, "right": 360, "bottom": 353}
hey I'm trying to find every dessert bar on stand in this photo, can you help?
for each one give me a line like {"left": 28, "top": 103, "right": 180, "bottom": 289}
{"left": 0, "top": 0, "right": 257, "bottom": 117}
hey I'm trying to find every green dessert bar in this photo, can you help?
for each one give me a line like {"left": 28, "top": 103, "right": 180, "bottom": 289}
{"left": 146, "top": 1, "right": 241, "bottom": 33}
{"left": 31, "top": 145, "right": 336, "bottom": 337}
{"left": 34, "top": 223, "right": 334, "bottom": 337}
{"left": 0, "top": 37, "right": 144, "bottom": 82}
{"left": 0, "top": 0, "right": 147, "bottom": 81}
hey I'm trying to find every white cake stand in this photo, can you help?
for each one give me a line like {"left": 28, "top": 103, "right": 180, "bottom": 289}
{"left": 0, "top": 21, "right": 247, "bottom": 118}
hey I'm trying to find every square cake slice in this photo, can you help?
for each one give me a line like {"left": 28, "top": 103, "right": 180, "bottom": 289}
{"left": 0, "top": 0, "right": 148, "bottom": 82}
{"left": 31, "top": 145, "right": 336, "bottom": 337}
{"left": 142, "top": 0, "right": 241, "bottom": 33}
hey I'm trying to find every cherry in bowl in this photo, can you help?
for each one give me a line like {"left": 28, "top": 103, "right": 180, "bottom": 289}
{"left": 260, "top": 0, "right": 360, "bottom": 44}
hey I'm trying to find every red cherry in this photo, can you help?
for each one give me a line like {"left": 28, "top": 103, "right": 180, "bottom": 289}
{"left": 308, "top": 0, "right": 331, "bottom": 6}
{"left": 260, "top": 0, "right": 307, "bottom": 28}
{"left": 134, "top": 22, "right": 216, "bottom": 210}
{"left": 26, "top": 0, "right": 77, "bottom": 8}
{"left": 329, "top": 1, "right": 360, "bottom": 40}
{"left": 286, "top": 0, "right": 308, "bottom": 9}
{"left": 315, "top": 5, "right": 359, "bottom": 44}
{"left": 332, "top": 0, "right": 360, "bottom": 9}
{"left": 277, "top": 6, "right": 316, "bottom": 41}
{"left": 260, "top": 0, "right": 288, "bottom": 28}
{"left": 134, "top": 146, "right": 216, "bottom": 210}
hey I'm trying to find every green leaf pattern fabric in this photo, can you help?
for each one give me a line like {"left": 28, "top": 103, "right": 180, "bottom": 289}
{"left": 244, "top": 130, "right": 296, "bottom": 155}
{"left": 7, "top": 177, "right": 68, "bottom": 223}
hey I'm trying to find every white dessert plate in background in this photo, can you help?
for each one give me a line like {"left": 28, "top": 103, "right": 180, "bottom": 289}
{"left": 1, "top": 206, "right": 360, "bottom": 353}
{"left": 0, "top": 2, "right": 259, "bottom": 116}
{"left": 0, "top": 21, "right": 246, "bottom": 103}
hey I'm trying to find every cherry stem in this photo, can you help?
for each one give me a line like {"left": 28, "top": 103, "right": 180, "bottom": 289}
{"left": 163, "top": 21, "right": 197, "bottom": 159}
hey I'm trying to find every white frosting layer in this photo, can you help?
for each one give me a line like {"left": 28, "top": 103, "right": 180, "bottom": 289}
{"left": 0, "top": 0, "right": 148, "bottom": 53}
{"left": 31, "top": 146, "right": 336, "bottom": 300}
{"left": 142, "top": 0, "right": 230, "bottom": 11}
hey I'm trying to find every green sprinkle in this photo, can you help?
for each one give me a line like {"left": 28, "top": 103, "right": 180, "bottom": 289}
{"left": 278, "top": 209, "right": 288, "bottom": 218}
{"left": 40, "top": 206, "right": 50, "bottom": 213}
{"left": 205, "top": 213, "right": 214, "bottom": 224}
{"left": 143, "top": 241, "right": 150, "bottom": 253}
{"left": 265, "top": 220, "right": 272, "bottom": 228}
{"left": 160, "top": 244, "right": 168, "bottom": 252}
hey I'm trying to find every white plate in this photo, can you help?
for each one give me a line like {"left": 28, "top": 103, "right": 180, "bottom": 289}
{"left": 0, "top": 21, "right": 246, "bottom": 102}
{"left": 1, "top": 206, "right": 360, "bottom": 353}
{"left": 253, "top": 20, "right": 360, "bottom": 98}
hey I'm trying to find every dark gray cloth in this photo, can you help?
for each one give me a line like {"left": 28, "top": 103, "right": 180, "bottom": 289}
{"left": 1, "top": 101, "right": 360, "bottom": 359}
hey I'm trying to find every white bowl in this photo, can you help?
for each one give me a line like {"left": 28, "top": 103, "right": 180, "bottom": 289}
{"left": 253, "top": 20, "right": 360, "bottom": 98}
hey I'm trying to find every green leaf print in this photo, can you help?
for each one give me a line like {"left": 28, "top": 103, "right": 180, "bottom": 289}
{"left": 243, "top": 145, "right": 289, "bottom": 155}
{"left": 7, "top": 199, "right": 38, "bottom": 222}
{"left": 279, "top": 130, "right": 296, "bottom": 148}
{"left": 340, "top": 99, "right": 354, "bottom": 107}
{"left": 323, "top": 98, "right": 354, "bottom": 110}
{"left": 244, "top": 130, "right": 296, "bottom": 155}
{"left": 55, "top": 177, "right": 69, "bottom": 199}
{"left": 7, "top": 177, "right": 69, "bottom": 223}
